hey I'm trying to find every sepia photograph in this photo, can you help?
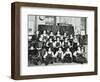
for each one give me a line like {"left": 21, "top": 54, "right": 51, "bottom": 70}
{"left": 28, "top": 15, "right": 88, "bottom": 66}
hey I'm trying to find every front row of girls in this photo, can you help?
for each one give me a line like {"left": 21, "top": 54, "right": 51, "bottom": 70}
{"left": 43, "top": 48, "right": 72, "bottom": 65}
{"left": 43, "top": 47, "right": 87, "bottom": 65}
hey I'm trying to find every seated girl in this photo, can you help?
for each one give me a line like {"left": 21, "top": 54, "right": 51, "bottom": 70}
{"left": 62, "top": 48, "right": 72, "bottom": 63}
{"left": 62, "top": 38, "right": 70, "bottom": 52}
{"left": 30, "top": 48, "right": 42, "bottom": 65}
{"left": 54, "top": 38, "right": 62, "bottom": 52}
{"left": 73, "top": 47, "right": 87, "bottom": 64}
{"left": 54, "top": 48, "right": 63, "bottom": 63}
{"left": 46, "top": 38, "right": 54, "bottom": 48}
{"left": 43, "top": 48, "right": 55, "bottom": 65}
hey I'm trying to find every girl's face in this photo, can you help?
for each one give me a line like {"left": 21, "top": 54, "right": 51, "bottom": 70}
{"left": 68, "top": 41, "right": 70, "bottom": 46}
{"left": 57, "top": 38, "right": 60, "bottom": 41}
{"left": 70, "top": 34, "right": 72, "bottom": 36}
{"left": 30, "top": 46, "right": 34, "bottom": 50}
{"left": 48, "top": 48, "right": 51, "bottom": 51}
{"left": 39, "top": 37, "right": 42, "bottom": 41}
{"left": 57, "top": 31, "right": 60, "bottom": 34}
{"left": 77, "top": 42, "right": 80, "bottom": 46}
{"left": 67, "top": 48, "right": 70, "bottom": 51}
{"left": 43, "top": 30, "right": 46, "bottom": 34}
{"left": 49, "top": 38, "right": 52, "bottom": 42}
{"left": 59, "top": 48, "right": 62, "bottom": 51}
{"left": 50, "top": 32, "right": 53, "bottom": 35}
{"left": 64, "top": 33, "right": 66, "bottom": 36}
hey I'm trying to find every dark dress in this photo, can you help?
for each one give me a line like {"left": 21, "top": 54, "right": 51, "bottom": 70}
{"left": 42, "top": 41, "right": 47, "bottom": 49}
{"left": 56, "top": 52, "right": 62, "bottom": 63}
{"left": 69, "top": 38, "right": 73, "bottom": 46}
{"left": 44, "top": 52, "right": 54, "bottom": 65}
{"left": 75, "top": 53, "right": 87, "bottom": 64}
{"left": 63, "top": 53, "right": 72, "bottom": 63}
{"left": 55, "top": 42, "right": 61, "bottom": 52}
{"left": 63, "top": 42, "right": 69, "bottom": 52}
{"left": 42, "top": 35, "right": 48, "bottom": 41}
{"left": 48, "top": 42, "right": 53, "bottom": 48}
{"left": 70, "top": 42, "right": 78, "bottom": 54}
{"left": 56, "top": 42, "right": 61, "bottom": 48}
{"left": 32, "top": 34, "right": 40, "bottom": 41}
{"left": 30, "top": 48, "right": 42, "bottom": 65}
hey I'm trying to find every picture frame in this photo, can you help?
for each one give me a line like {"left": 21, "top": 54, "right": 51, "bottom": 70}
{"left": 11, "top": 2, "right": 98, "bottom": 80}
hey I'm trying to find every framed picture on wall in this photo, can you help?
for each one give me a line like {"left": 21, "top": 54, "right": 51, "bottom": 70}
{"left": 11, "top": 2, "right": 98, "bottom": 80}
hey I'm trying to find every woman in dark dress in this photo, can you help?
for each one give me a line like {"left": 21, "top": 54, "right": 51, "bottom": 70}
{"left": 46, "top": 38, "right": 54, "bottom": 48}
{"left": 32, "top": 30, "right": 40, "bottom": 41}
{"left": 30, "top": 47, "right": 42, "bottom": 65}
{"left": 73, "top": 47, "right": 87, "bottom": 64}
{"left": 62, "top": 48, "right": 72, "bottom": 63}
{"left": 62, "top": 38, "right": 70, "bottom": 52}
{"left": 54, "top": 38, "right": 61, "bottom": 53}
{"left": 55, "top": 48, "right": 63, "bottom": 63}
{"left": 70, "top": 36, "right": 79, "bottom": 54}
{"left": 43, "top": 48, "right": 55, "bottom": 65}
